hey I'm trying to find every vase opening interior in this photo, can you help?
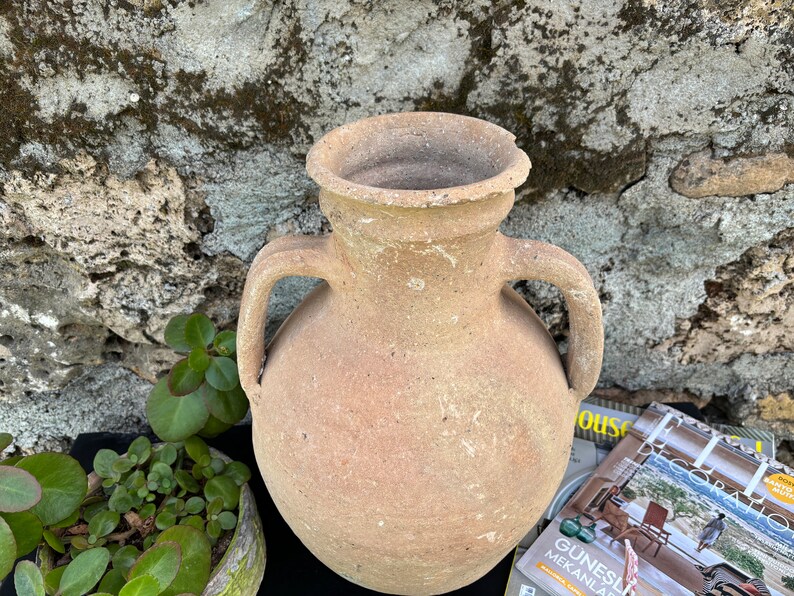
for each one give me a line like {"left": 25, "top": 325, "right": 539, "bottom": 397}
{"left": 309, "top": 113, "right": 529, "bottom": 202}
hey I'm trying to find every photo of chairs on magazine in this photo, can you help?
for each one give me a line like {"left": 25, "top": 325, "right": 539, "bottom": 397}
{"left": 511, "top": 402, "right": 794, "bottom": 596}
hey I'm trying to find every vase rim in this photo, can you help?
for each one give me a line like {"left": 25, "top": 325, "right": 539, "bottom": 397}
{"left": 306, "top": 111, "right": 531, "bottom": 209}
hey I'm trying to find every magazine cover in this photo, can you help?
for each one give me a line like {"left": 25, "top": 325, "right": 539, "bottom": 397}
{"left": 515, "top": 402, "right": 794, "bottom": 596}
{"left": 577, "top": 396, "right": 775, "bottom": 457}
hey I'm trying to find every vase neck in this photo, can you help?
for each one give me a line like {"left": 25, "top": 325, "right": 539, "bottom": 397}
{"left": 322, "top": 194, "right": 513, "bottom": 346}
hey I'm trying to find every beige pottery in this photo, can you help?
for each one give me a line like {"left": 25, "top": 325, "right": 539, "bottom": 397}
{"left": 238, "top": 112, "right": 603, "bottom": 595}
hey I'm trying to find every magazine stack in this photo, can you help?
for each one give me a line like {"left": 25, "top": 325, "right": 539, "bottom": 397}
{"left": 506, "top": 402, "right": 793, "bottom": 596}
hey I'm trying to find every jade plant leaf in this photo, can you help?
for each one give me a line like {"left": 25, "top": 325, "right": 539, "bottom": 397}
{"left": 0, "top": 511, "right": 43, "bottom": 557}
{"left": 204, "top": 356, "right": 238, "bottom": 392}
{"left": 184, "top": 314, "right": 215, "bottom": 350}
{"left": 204, "top": 476, "right": 239, "bottom": 510}
{"left": 0, "top": 433, "right": 12, "bottom": 453}
{"left": 118, "top": 574, "right": 160, "bottom": 596}
{"left": 15, "top": 453, "right": 87, "bottom": 525}
{"left": 163, "top": 314, "right": 191, "bottom": 353}
{"left": 57, "top": 546, "right": 110, "bottom": 596}
{"left": 155, "top": 510, "right": 177, "bottom": 531}
{"left": 155, "top": 525, "right": 211, "bottom": 596}
{"left": 14, "top": 560, "right": 45, "bottom": 596}
{"left": 201, "top": 384, "right": 248, "bottom": 425}
{"left": 167, "top": 359, "right": 204, "bottom": 396}
{"left": 212, "top": 330, "right": 236, "bottom": 356}
{"left": 147, "top": 379, "right": 210, "bottom": 442}
{"left": 0, "top": 466, "right": 42, "bottom": 512}
{"left": 0, "top": 516, "right": 17, "bottom": 580}
{"left": 128, "top": 540, "right": 181, "bottom": 592}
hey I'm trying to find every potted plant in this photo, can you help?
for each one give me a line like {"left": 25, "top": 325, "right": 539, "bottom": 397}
{"left": 0, "top": 313, "right": 265, "bottom": 595}
{"left": 620, "top": 486, "right": 637, "bottom": 502}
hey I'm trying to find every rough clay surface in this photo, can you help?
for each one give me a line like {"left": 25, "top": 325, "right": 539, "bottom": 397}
{"left": 0, "top": 0, "right": 792, "bottom": 452}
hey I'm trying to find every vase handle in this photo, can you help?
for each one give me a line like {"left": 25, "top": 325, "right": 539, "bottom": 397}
{"left": 497, "top": 234, "right": 604, "bottom": 400}
{"left": 237, "top": 234, "right": 343, "bottom": 403}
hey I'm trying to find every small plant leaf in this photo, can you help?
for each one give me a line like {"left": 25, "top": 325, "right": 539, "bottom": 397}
{"left": 85, "top": 500, "right": 110, "bottom": 522}
{"left": 184, "top": 314, "right": 215, "bottom": 350}
{"left": 217, "top": 511, "right": 237, "bottom": 531}
{"left": 15, "top": 453, "right": 87, "bottom": 526}
{"left": 152, "top": 444, "right": 178, "bottom": 467}
{"left": 118, "top": 574, "right": 160, "bottom": 596}
{"left": 112, "top": 544, "right": 140, "bottom": 577}
{"left": 14, "top": 560, "right": 45, "bottom": 596}
{"left": 155, "top": 525, "right": 211, "bottom": 596}
{"left": 206, "top": 519, "right": 222, "bottom": 540}
{"left": 197, "top": 414, "right": 232, "bottom": 439}
{"left": 138, "top": 503, "right": 156, "bottom": 519}
{"left": 179, "top": 515, "right": 204, "bottom": 532}
{"left": 206, "top": 497, "right": 223, "bottom": 518}
{"left": 223, "top": 461, "right": 252, "bottom": 487}
{"left": 127, "top": 437, "right": 152, "bottom": 467}
{"left": 184, "top": 496, "right": 205, "bottom": 515}
{"left": 0, "top": 433, "right": 12, "bottom": 453}
{"left": 204, "top": 476, "right": 239, "bottom": 511}
{"left": 201, "top": 384, "right": 248, "bottom": 425}
{"left": 108, "top": 486, "right": 135, "bottom": 514}
{"left": 52, "top": 508, "right": 80, "bottom": 529}
{"left": 92, "top": 449, "right": 120, "bottom": 479}
{"left": 183, "top": 436, "right": 210, "bottom": 466}
{"left": 0, "top": 466, "right": 42, "bottom": 512}
{"left": 163, "top": 314, "right": 191, "bottom": 353}
{"left": 0, "top": 511, "right": 43, "bottom": 557}
{"left": 174, "top": 470, "right": 199, "bottom": 494}
{"left": 212, "top": 330, "right": 236, "bottom": 356}
{"left": 44, "top": 565, "right": 66, "bottom": 595}
{"left": 167, "top": 359, "right": 204, "bottom": 397}
{"left": 129, "top": 540, "right": 181, "bottom": 592}
{"left": 204, "top": 356, "right": 238, "bottom": 392}
{"left": 155, "top": 510, "right": 177, "bottom": 531}
{"left": 58, "top": 546, "right": 110, "bottom": 596}
{"left": 97, "top": 568, "right": 126, "bottom": 594}
{"left": 187, "top": 348, "right": 210, "bottom": 373}
{"left": 42, "top": 528, "right": 66, "bottom": 554}
{"left": 147, "top": 379, "right": 210, "bottom": 443}
{"left": 88, "top": 510, "right": 120, "bottom": 539}
{"left": 0, "top": 516, "right": 17, "bottom": 581}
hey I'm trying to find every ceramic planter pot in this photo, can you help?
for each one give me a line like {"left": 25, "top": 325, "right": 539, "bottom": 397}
{"left": 38, "top": 448, "right": 265, "bottom": 595}
{"left": 238, "top": 112, "right": 603, "bottom": 595}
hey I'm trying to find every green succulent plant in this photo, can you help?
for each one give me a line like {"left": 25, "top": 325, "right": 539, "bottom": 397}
{"left": 146, "top": 313, "right": 248, "bottom": 443}
{"left": 0, "top": 312, "right": 253, "bottom": 595}
{"left": 1, "top": 433, "right": 251, "bottom": 595}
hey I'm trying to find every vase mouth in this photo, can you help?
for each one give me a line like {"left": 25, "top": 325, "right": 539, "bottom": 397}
{"left": 306, "top": 112, "right": 531, "bottom": 208}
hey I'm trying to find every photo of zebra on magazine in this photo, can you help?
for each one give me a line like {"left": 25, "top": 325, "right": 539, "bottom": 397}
{"left": 515, "top": 403, "right": 794, "bottom": 596}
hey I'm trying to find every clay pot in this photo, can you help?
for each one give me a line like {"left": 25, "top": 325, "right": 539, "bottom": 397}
{"left": 238, "top": 112, "right": 603, "bottom": 595}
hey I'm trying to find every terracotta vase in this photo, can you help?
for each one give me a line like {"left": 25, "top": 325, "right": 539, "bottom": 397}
{"left": 238, "top": 112, "right": 603, "bottom": 595}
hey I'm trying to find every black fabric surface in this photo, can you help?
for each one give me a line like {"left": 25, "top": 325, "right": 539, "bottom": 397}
{"left": 1, "top": 426, "right": 512, "bottom": 595}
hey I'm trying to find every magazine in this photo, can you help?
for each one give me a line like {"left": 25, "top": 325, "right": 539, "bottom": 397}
{"left": 576, "top": 396, "right": 775, "bottom": 458}
{"left": 513, "top": 402, "right": 794, "bottom": 596}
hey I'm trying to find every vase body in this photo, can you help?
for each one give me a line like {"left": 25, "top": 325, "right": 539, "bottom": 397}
{"left": 238, "top": 112, "right": 603, "bottom": 595}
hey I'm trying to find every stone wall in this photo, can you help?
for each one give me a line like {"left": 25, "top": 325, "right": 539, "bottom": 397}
{"left": 0, "top": 0, "right": 792, "bottom": 455}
